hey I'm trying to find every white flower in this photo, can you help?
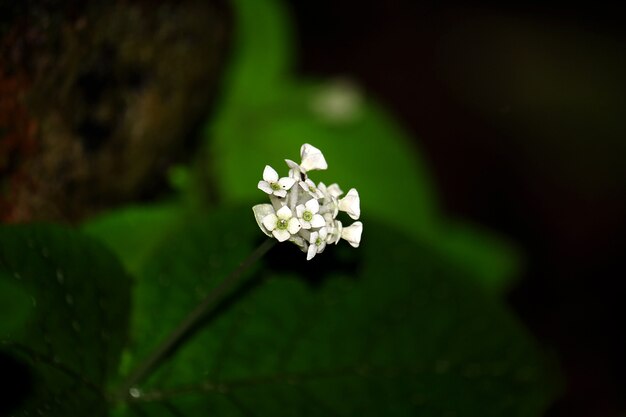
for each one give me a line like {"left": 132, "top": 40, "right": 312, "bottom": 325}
{"left": 326, "top": 218, "right": 343, "bottom": 245}
{"left": 299, "top": 143, "right": 328, "bottom": 172}
{"left": 341, "top": 221, "right": 363, "bottom": 248}
{"left": 307, "top": 228, "right": 328, "bottom": 260}
{"left": 258, "top": 165, "right": 296, "bottom": 198}
{"left": 296, "top": 199, "right": 325, "bottom": 229}
{"left": 299, "top": 178, "right": 324, "bottom": 198}
{"left": 262, "top": 206, "right": 301, "bottom": 242}
{"left": 338, "top": 188, "right": 360, "bottom": 220}
{"left": 317, "top": 182, "right": 343, "bottom": 197}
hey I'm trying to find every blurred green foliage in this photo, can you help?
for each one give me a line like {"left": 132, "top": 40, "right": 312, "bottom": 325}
{"left": 209, "top": 0, "right": 519, "bottom": 294}
{"left": 0, "top": 0, "right": 560, "bottom": 415}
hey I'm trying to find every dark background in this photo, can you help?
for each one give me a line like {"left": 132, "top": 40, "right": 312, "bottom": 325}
{"left": 288, "top": 1, "right": 626, "bottom": 416}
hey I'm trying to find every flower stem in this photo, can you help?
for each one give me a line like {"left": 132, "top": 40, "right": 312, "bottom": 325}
{"left": 116, "top": 238, "right": 276, "bottom": 400}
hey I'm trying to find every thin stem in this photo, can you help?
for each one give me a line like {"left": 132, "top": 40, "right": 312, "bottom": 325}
{"left": 117, "top": 238, "right": 276, "bottom": 399}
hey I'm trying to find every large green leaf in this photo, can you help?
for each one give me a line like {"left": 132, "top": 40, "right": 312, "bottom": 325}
{"left": 114, "top": 207, "right": 558, "bottom": 416}
{"left": 0, "top": 225, "right": 132, "bottom": 416}
{"left": 82, "top": 204, "right": 183, "bottom": 277}
{"left": 0, "top": 276, "right": 31, "bottom": 335}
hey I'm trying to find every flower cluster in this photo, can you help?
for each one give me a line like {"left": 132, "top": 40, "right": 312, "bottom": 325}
{"left": 253, "top": 144, "right": 362, "bottom": 260}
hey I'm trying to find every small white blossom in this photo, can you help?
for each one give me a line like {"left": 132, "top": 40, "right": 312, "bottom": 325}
{"left": 299, "top": 178, "right": 324, "bottom": 199}
{"left": 338, "top": 188, "right": 360, "bottom": 220}
{"left": 262, "top": 206, "right": 301, "bottom": 242}
{"left": 258, "top": 165, "right": 296, "bottom": 198}
{"left": 307, "top": 228, "right": 328, "bottom": 260}
{"left": 318, "top": 182, "right": 343, "bottom": 198}
{"left": 299, "top": 143, "right": 328, "bottom": 172}
{"left": 341, "top": 221, "right": 363, "bottom": 248}
{"left": 326, "top": 218, "right": 343, "bottom": 245}
{"left": 296, "top": 199, "right": 325, "bottom": 229}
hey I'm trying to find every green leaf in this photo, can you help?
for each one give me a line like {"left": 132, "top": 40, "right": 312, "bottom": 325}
{"left": 116, "top": 207, "right": 559, "bottom": 416}
{"left": 0, "top": 275, "right": 31, "bottom": 335}
{"left": 0, "top": 224, "right": 132, "bottom": 416}
{"left": 82, "top": 204, "right": 182, "bottom": 277}
{"left": 224, "top": 0, "right": 294, "bottom": 105}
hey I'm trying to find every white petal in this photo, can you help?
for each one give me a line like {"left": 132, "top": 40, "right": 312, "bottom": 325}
{"left": 338, "top": 188, "right": 360, "bottom": 220}
{"left": 305, "top": 198, "right": 320, "bottom": 213}
{"left": 278, "top": 177, "right": 296, "bottom": 190}
{"left": 341, "top": 221, "right": 363, "bottom": 248}
{"left": 307, "top": 243, "right": 317, "bottom": 260}
{"left": 300, "top": 143, "right": 328, "bottom": 172}
{"left": 295, "top": 204, "right": 305, "bottom": 218}
{"left": 258, "top": 181, "right": 273, "bottom": 195}
{"left": 310, "top": 214, "right": 325, "bottom": 228}
{"left": 276, "top": 205, "right": 292, "bottom": 220}
{"left": 318, "top": 241, "right": 327, "bottom": 253}
{"left": 317, "top": 182, "right": 327, "bottom": 194}
{"left": 309, "top": 231, "right": 319, "bottom": 244}
{"left": 285, "top": 159, "right": 303, "bottom": 180}
{"left": 262, "top": 213, "right": 278, "bottom": 231}
{"left": 287, "top": 218, "right": 302, "bottom": 234}
{"left": 318, "top": 227, "right": 328, "bottom": 240}
{"left": 273, "top": 189, "right": 287, "bottom": 198}
{"left": 252, "top": 204, "right": 275, "bottom": 237}
{"left": 327, "top": 220, "right": 342, "bottom": 244}
{"left": 263, "top": 165, "right": 279, "bottom": 183}
{"left": 285, "top": 159, "right": 300, "bottom": 171}
{"left": 327, "top": 183, "right": 343, "bottom": 197}
{"left": 273, "top": 229, "right": 291, "bottom": 242}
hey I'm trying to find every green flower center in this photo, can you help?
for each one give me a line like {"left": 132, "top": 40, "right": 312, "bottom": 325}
{"left": 271, "top": 182, "right": 281, "bottom": 191}
{"left": 315, "top": 237, "right": 323, "bottom": 246}
{"left": 277, "top": 219, "right": 288, "bottom": 230}
{"left": 309, "top": 186, "right": 316, "bottom": 193}
{"left": 303, "top": 211, "right": 313, "bottom": 222}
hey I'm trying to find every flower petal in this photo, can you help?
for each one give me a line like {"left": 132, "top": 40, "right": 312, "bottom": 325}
{"left": 341, "top": 221, "right": 363, "bottom": 248}
{"left": 327, "top": 183, "right": 343, "bottom": 198}
{"left": 258, "top": 181, "right": 273, "bottom": 195}
{"left": 263, "top": 165, "right": 279, "bottom": 182}
{"left": 338, "top": 188, "right": 360, "bottom": 220}
{"left": 278, "top": 177, "right": 296, "bottom": 190}
{"left": 310, "top": 214, "right": 326, "bottom": 228}
{"left": 300, "top": 143, "right": 328, "bottom": 172}
{"left": 276, "top": 205, "right": 292, "bottom": 220}
{"left": 252, "top": 204, "right": 275, "bottom": 237}
{"left": 273, "top": 189, "right": 287, "bottom": 198}
{"left": 307, "top": 243, "right": 317, "bottom": 260}
{"left": 305, "top": 198, "right": 320, "bottom": 213}
{"left": 295, "top": 204, "right": 305, "bottom": 218}
{"left": 262, "top": 213, "right": 278, "bottom": 231}
{"left": 273, "top": 229, "right": 291, "bottom": 242}
{"left": 287, "top": 217, "right": 302, "bottom": 234}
